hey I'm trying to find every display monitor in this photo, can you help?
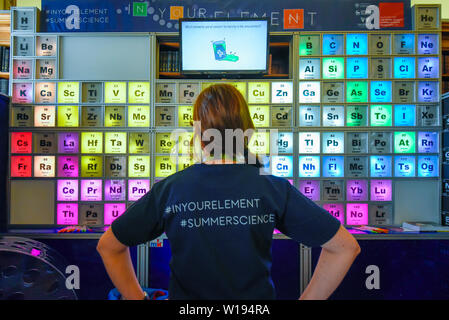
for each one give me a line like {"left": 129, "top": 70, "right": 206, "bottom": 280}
{"left": 180, "top": 18, "right": 269, "bottom": 75}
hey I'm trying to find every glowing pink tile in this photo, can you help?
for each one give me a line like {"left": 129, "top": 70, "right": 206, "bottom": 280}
{"left": 323, "top": 203, "right": 345, "bottom": 224}
{"left": 57, "top": 156, "right": 79, "bottom": 177}
{"left": 104, "top": 180, "right": 126, "bottom": 201}
{"left": 57, "top": 180, "right": 78, "bottom": 201}
{"left": 346, "top": 203, "right": 369, "bottom": 225}
{"left": 370, "top": 180, "right": 392, "bottom": 201}
{"left": 298, "top": 180, "right": 320, "bottom": 201}
{"left": 80, "top": 180, "right": 102, "bottom": 201}
{"left": 12, "top": 83, "right": 33, "bottom": 104}
{"left": 104, "top": 203, "right": 126, "bottom": 225}
{"left": 128, "top": 179, "right": 150, "bottom": 201}
{"left": 57, "top": 203, "right": 78, "bottom": 225}
{"left": 346, "top": 180, "right": 368, "bottom": 201}
{"left": 58, "top": 132, "right": 79, "bottom": 153}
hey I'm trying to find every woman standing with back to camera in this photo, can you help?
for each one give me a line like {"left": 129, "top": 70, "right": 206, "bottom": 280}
{"left": 97, "top": 83, "right": 360, "bottom": 300}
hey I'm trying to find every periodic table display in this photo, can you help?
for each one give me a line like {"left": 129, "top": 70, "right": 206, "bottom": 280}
{"left": 7, "top": 5, "right": 442, "bottom": 229}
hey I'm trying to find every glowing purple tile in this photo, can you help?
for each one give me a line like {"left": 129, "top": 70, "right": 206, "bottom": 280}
{"left": 128, "top": 179, "right": 150, "bottom": 201}
{"left": 346, "top": 203, "right": 368, "bottom": 225}
{"left": 370, "top": 180, "right": 392, "bottom": 201}
{"left": 12, "top": 83, "right": 33, "bottom": 104}
{"left": 58, "top": 132, "right": 79, "bottom": 153}
{"left": 323, "top": 203, "right": 345, "bottom": 224}
{"left": 104, "top": 203, "right": 126, "bottom": 225}
{"left": 346, "top": 180, "right": 368, "bottom": 201}
{"left": 80, "top": 180, "right": 102, "bottom": 201}
{"left": 104, "top": 180, "right": 126, "bottom": 201}
{"left": 57, "top": 179, "right": 78, "bottom": 201}
{"left": 417, "top": 132, "right": 438, "bottom": 153}
{"left": 57, "top": 203, "right": 78, "bottom": 225}
{"left": 57, "top": 156, "right": 79, "bottom": 177}
{"left": 298, "top": 180, "right": 320, "bottom": 201}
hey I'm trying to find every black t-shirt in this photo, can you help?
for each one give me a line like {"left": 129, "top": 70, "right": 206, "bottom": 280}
{"left": 111, "top": 163, "right": 340, "bottom": 300}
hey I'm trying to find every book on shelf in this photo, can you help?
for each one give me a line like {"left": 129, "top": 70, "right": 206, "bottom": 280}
{"left": 402, "top": 221, "right": 449, "bottom": 232}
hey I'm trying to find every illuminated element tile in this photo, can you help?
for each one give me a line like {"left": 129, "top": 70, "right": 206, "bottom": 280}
{"left": 36, "top": 36, "right": 57, "bottom": 56}
{"left": 369, "top": 132, "right": 392, "bottom": 154}
{"left": 156, "top": 132, "right": 175, "bottom": 154}
{"left": 128, "top": 156, "right": 150, "bottom": 177}
{"left": 36, "top": 59, "right": 56, "bottom": 79}
{"left": 370, "top": 81, "right": 392, "bottom": 103}
{"left": 11, "top": 105, "right": 33, "bottom": 127}
{"left": 177, "top": 156, "right": 195, "bottom": 171}
{"left": 271, "top": 82, "right": 293, "bottom": 104}
{"left": 370, "top": 180, "right": 392, "bottom": 201}
{"left": 271, "top": 156, "right": 293, "bottom": 177}
{"left": 57, "top": 156, "right": 79, "bottom": 177}
{"left": 299, "top": 35, "right": 320, "bottom": 56}
{"left": 79, "top": 204, "right": 104, "bottom": 226}
{"left": 417, "top": 34, "right": 438, "bottom": 55}
{"left": 11, "top": 155, "right": 32, "bottom": 177}
{"left": 249, "top": 131, "right": 270, "bottom": 154}
{"left": 346, "top": 105, "right": 367, "bottom": 126}
{"left": 322, "top": 180, "right": 344, "bottom": 201}
{"left": 370, "top": 156, "right": 392, "bottom": 177}
{"left": 322, "top": 132, "right": 344, "bottom": 154}
{"left": 13, "top": 83, "right": 33, "bottom": 104}
{"left": 418, "top": 105, "right": 439, "bottom": 126}
{"left": 394, "top": 156, "right": 415, "bottom": 177}
{"left": 323, "top": 204, "right": 345, "bottom": 224}
{"left": 322, "top": 34, "right": 344, "bottom": 55}
{"left": 248, "top": 82, "right": 270, "bottom": 104}
{"left": 271, "top": 106, "right": 292, "bottom": 127}
{"left": 417, "top": 156, "right": 438, "bottom": 177}
{"left": 57, "top": 105, "right": 79, "bottom": 127}
{"left": 394, "top": 34, "right": 415, "bottom": 54}
{"left": 34, "top": 82, "right": 56, "bottom": 104}
{"left": 34, "top": 155, "right": 55, "bottom": 177}
{"left": 418, "top": 132, "right": 438, "bottom": 153}
{"left": 322, "top": 156, "right": 344, "bottom": 177}
{"left": 81, "top": 106, "right": 103, "bottom": 127}
{"left": 178, "top": 106, "right": 193, "bottom": 127}
{"left": 57, "top": 203, "right": 78, "bottom": 225}
{"left": 347, "top": 180, "right": 368, "bottom": 201}
{"left": 13, "top": 59, "right": 32, "bottom": 79}
{"left": 346, "top": 81, "right": 368, "bottom": 103}
{"left": 249, "top": 105, "right": 270, "bottom": 127}
{"left": 271, "top": 132, "right": 293, "bottom": 154}
{"left": 299, "top": 58, "right": 320, "bottom": 79}
{"left": 369, "top": 34, "right": 391, "bottom": 55}
{"left": 129, "top": 82, "right": 150, "bottom": 104}
{"left": 346, "top": 203, "right": 368, "bottom": 225}
{"left": 230, "top": 82, "right": 247, "bottom": 100}
{"left": 57, "top": 180, "right": 79, "bottom": 201}
{"left": 155, "top": 106, "right": 175, "bottom": 127}
{"left": 11, "top": 132, "right": 32, "bottom": 153}
{"left": 299, "top": 106, "right": 320, "bottom": 127}
{"left": 393, "top": 57, "right": 415, "bottom": 78}
{"left": 128, "top": 180, "right": 150, "bottom": 201}
{"left": 322, "top": 106, "right": 344, "bottom": 126}
{"left": 346, "top": 156, "right": 368, "bottom": 178}
{"left": 34, "top": 132, "right": 56, "bottom": 154}
{"left": 82, "top": 82, "right": 103, "bottom": 103}
{"left": 105, "top": 82, "right": 127, "bottom": 104}
{"left": 418, "top": 57, "right": 439, "bottom": 79}
{"left": 298, "top": 156, "right": 320, "bottom": 178}
{"left": 346, "top": 34, "right": 368, "bottom": 55}
{"left": 369, "top": 204, "right": 392, "bottom": 225}
{"left": 346, "top": 132, "right": 368, "bottom": 153}
{"left": 299, "top": 132, "right": 320, "bottom": 154}
{"left": 104, "top": 180, "right": 126, "bottom": 201}
{"left": 105, "top": 156, "right": 126, "bottom": 178}
{"left": 179, "top": 83, "right": 199, "bottom": 104}
{"left": 370, "top": 58, "right": 391, "bottom": 79}
{"left": 81, "top": 156, "right": 103, "bottom": 178}
{"left": 81, "top": 132, "right": 103, "bottom": 154}
{"left": 322, "top": 58, "right": 344, "bottom": 79}
{"left": 156, "top": 83, "right": 175, "bottom": 103}
{"left": 394, "top": 132, "right": 416, "bottom": 153}
{"left": 104, "top": 203, "right": 126, "bottom": 225}
{"left": 346, "top": 58, "right": 368, "bottom": 79}
{"left": 80, "top": 180, "right": 102, "bottom": 201}
{"left": 393, "top": 82, "right": 415, "bottom": 104}
{"left": 370, "top": 105, "right": 392, "bottom": 126}
{"left": 322, "top": 82, "right": 344, "bottom": 103}
{"left": 34, "top": 105, "right": 55, "bottom": 127}
{"left": 155, "top": 156, "right": 176, "bottom": 177}
{"left": 105, "top": 106, "right": 126, "bottom": 127}
{"left": 105, "top": 132, "right": 127, "bottom": 154}
{"left": 128, "top": 105, "right": 150, "bottom": 127}
{"left": 298, "top": 180, "right": 320, "bottom": 201}
{"left": 58, "top": 132, "right": 79, "bottom": 153}
{"left": 57, "top": 82, "right": 79, "bottom": 103}
{"left": 128, "top": 132, "right": 149, "bottom": 154}
{"left": 299, "top": 82, "right": 320, "bottom": 103}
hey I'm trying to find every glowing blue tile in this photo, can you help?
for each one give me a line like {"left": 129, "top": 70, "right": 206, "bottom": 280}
{"left": 417, "top": 132, "right": 438, "bottom": 153}
{"left": 394, "top": 57, "right": 415, "bottom": 78}
{"left": 322, "top": 156, "right": 344, "bottom": 177}
{"left": 370, "top": 156, "right": 392, "bottom": 177}
{"left": 394, "top": 105, "right": 416, "bottom": 126}
{"left": 394, "top": 156, "right": 415, "bottom": 177}
{"left": 271, "top": 156, "right": 294, "bottom": 177}
{"left": 346, "top": 34, "right": 368, "bottom": 55}
{"left": 370, "top": 81, "right": 392, "bottom": 103}
{"left": 417, "top": 34, "right": 438, "bottom": 55}
{"left": 417, "top": 81, "right": 439, "bottom": 103}
{"left": 418, "top": 57, "right": 439, "bottom": 79}
{"left": 299, "top": 156, "right": 320, "bottom": 177}
{"left": 394, "top": 34, "right": 414, "bottom": 54}
{"left": 417, "top": 156, "right": 438, "bottom": 177}
{"left": 346, "top": 57, "right": 368, "bottom": 79}
{"left": 322, "top": 34, "right": 344, "bottom": 55}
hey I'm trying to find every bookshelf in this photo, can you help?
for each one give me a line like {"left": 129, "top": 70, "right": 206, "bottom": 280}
{"left": 0, "top": 10, "right": 10, "bottom": 81}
